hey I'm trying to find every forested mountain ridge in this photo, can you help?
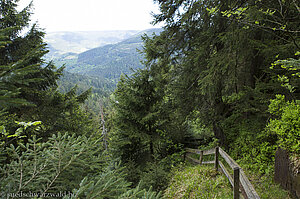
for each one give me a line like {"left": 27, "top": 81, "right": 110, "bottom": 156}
{"left": 54, "top": 29, "right": 162, "bottom": 114}
{"left": 58, "top": 71, "right": 115, "bottom": 95}
{"left": 44, "top": 30, "right": 140, "bottom": 58}
{"left": 77, "top": 28, "right": 163, "bottom": 66}
{"left": 58, "top": 28, "right": 163, "bottom": 79}
{"left": 58, "top": 71, "right": 116, "bottom": 112}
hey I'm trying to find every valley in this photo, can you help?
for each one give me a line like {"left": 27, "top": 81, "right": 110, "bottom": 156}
{"left": 2, "top": 1, "right": 298, "bottom": 197}
{"left": 47, "top": 28, "right": 162, "bottom": 80}
{"left": 49, "top": 28, "right": 162, "bottom": 112}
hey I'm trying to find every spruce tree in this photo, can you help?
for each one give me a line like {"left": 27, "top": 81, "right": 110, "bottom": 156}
{"left": 0, "top": 0, "right": 96, "bottom": 141}
{"left": 111, "top": 69, "right": 161, "bottom": 164}
{"left": 0, "top": 0, "right": 63, "bottom": 111}
{"left": 144, "top": 0, "right": 299, "bottom": 150}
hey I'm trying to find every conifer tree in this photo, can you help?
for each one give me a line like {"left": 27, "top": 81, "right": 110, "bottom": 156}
{"left": 0, "top": 0, "right": 63, "bottom": 111}
{"left": 111, "top": 69, "right": 161, "bottom": 164}
{"left": 0, "top": 0, "right": 96, "bottom": 140}
{"left": 144, "top": 0, "right": 299, "bottom": 149}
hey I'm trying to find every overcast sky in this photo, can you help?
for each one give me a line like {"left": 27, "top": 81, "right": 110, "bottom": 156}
{"left": 18, "top": 0, "right": 161, "bottom": 32}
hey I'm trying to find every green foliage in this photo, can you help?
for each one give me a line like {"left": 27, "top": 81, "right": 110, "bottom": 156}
{"left": 64, "top": 163, "right": 161, "bottom": 199}
{"left": 0, "top": 119, "right": 43, "bottom": 169}
{"left": 1, "top": 0, "right": 298, "bottom": 197}
{"left": 110, "top": 69, "right": 162, "bottom": 155}
{"left": 139, "top": 154, "right": 183, "bottom": 192}
{"left": 234, "top": 135, "right": 277, "bottom": 174}
{"left": 270, "top": 52, "right": 300, "bottom": 93}
{"left": 0, "top": 121, "right": 41, "bottom": 141}
{"left": 0, "top": 0, "right": 161, "bottom": 198}
{"left": 0, "top": 84, "right": 97, "bottom": 142}
{"left": 267, "top": 95, "right": 300, "bottom": 154}
{"left": 0, "top": 27, "right": 45, "bottom": 109}
{"left": 0, "top": 131, "right": 161, "bottom": 199}
{"left": 58, "top": 71, "right": 115, "bottom": 96}
{"left": 58, "top": 71, "right": 115, "bottom": 113}
{"left": 0, "top": 10, "right": 63, "bottom": 110}
{"left": 149, "top": 0, "right": 298, "bottom": 145}
{"left": 238, "top": 166, "right": 291, "bottom": 199}
{"left": 233, "top": 53, "right": 300, "bottom": 174}
{"left": 216, "top": 0, "right": 299, "bottom": 36}
{"left": 0, "top": 0, "right": 95, "bottom": 142}
{"left": 120, "top": 183, "right": 161, "bottom": 199}
{"left": 109, "top": 66, "right": 187, "bottom": 190}
{"left": 150, "top": 0, "right": 276, "bottom": 147}
{"left": 126, "top": 4, "right": 300, "bottom": 197}
{"left": 107, "top": 0, "right": 298, "bottom": 195}
{"left": 0, "top": 133, "right": 104, "bottom": 195}
{"left": 164, "top": 163, "right": 290, "bottom": 199}
{"left": 109, "top": 69, "right": 162, "bottom": 185}
{"left": 65, "top": 163, "right": 131, "bottom": 199}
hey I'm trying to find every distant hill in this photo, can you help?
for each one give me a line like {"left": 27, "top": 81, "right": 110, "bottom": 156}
{"left": 65, "top": 28, "right": 163, "bottom": 79}
{"left": 45, "top": 30, "right": 140, "bottom": 58}
{"left": 52, "top": 28, "right": 162, "bottom": 112}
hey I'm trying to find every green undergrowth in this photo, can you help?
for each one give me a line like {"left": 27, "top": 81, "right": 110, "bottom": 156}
{"left": 163, "top": 164, "right": 232, "bottom": 199}
{"left": 163, "top": 163, "right": 291, "bottom": 199}
{"left": 238, "top": 164, "right": 291, "bottom": 199}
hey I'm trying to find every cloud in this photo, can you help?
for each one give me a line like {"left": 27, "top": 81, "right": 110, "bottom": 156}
{"left": 18, "top": 0, "right": 161, "bottom": 32}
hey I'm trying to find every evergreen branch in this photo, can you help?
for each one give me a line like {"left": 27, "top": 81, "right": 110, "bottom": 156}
{"left": 22, "top": 142, "right": 48, "bottom": 189}
{"left": 277, "top": 0, "right": 284, "bottom": 18}
{"left": 42, "top": 141, "right": 63, "bottom": 194}
{"left": 292, "top": 0, "right": 300, "bottom": 12}
{"left": 42, "top": 140, "right": 84, "bottom": 194}
{"left": 18, "top": 157, "right": 23, "bottom": 192}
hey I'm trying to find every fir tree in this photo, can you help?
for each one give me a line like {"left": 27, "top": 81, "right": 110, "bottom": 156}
{"left": 0, "top": 0, "right": 95, "bottom": 142}
{"left": 111, "top": 69, "right": 161, "bottom": 164}
{"left": 144, "top": 0, "right": 299, "bottom": 150}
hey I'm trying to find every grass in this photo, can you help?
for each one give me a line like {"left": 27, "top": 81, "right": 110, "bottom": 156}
{"left": 163, "top": 164, "right": 232, "bottom": 199}
{"left": 242, "top": 168, "right": 291, "bottom": 199}
{"left": 163, "top": 162, "right": 291, "bottom": 199}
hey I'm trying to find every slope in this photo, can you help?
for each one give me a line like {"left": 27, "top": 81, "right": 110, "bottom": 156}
{"left": 63, "top": 28, "right": 162, "bottom": 79}
{"left": 45, "top": 30, "right": 140, "bottom": 57}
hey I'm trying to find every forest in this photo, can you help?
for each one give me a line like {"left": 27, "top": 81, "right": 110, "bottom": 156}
{"left": 0, "top": 0, "right": 299, "bottom": 198}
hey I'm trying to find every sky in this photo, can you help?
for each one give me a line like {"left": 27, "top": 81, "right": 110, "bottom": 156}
{"left": 18, "top": 0, "right": 162, "bottom": 32}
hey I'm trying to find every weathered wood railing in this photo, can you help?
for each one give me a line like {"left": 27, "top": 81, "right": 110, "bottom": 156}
{"left": 184, "top": 147, "right": 260, "bottom": 199}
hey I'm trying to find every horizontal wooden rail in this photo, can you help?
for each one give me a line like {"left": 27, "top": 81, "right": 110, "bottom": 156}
{"left": 185, "top": 147, "right": 260, "bottom": 199}
{"left": 219, "top": 161, "right": 233, "bottom": 186}
{"left": 186, "top": 148, "right": 215, "bottom": 155}
{"left": 219, "top": 147, "right": 239, "bottom": 169}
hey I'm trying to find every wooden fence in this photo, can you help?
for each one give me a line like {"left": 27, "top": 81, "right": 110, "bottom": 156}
{"left": 184, "top": 147, "right": 260, "bottom": 199}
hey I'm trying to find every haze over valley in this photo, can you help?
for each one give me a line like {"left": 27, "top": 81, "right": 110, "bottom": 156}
{"left": 46, "top": 28, "right": 162, "bottom": 81}
{"left": 45, "top": 30, "right": 140, "bottom": 56}
{"left": 45, "top": 28, "right": 162, "bottom": 111}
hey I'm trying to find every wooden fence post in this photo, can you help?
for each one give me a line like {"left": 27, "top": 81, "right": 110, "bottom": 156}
{"left": 215, "top": 147, "right": 219, "bottom": 171}
{"left": 199, "top": 150, "right": 203, "bottom": 165}
{"left": 185, "top": 147, "right": 260, "bottom": 198}
{"left": 233, "top": 167, "right": 240, "bottom": 199}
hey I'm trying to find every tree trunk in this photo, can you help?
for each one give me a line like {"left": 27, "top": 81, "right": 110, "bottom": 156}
{"left": 149, "top": 140, "right": 154, "bottom": 160}
{"left": 213, "top": 122, "right": 226, "bottom": 148}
